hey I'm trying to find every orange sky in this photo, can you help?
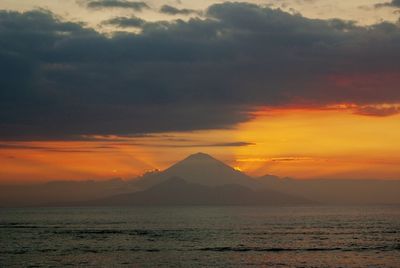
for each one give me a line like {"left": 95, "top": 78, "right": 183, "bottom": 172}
{"left": 1, "top": 105, "right": 400, "bottom": 183}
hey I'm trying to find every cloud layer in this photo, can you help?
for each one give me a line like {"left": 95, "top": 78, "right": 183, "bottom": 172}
{"left": 160, "top": 5, "right": 199, "bottom": 15}
{"left": 375, "top": 0, "right": 400, "bottom": 8}
{"left": 85, "top": 0, "right": 149, "bottom": 11}
{"left": 1, "top": 3, "right": 400, "bottom": 140}
{"left": 103, "top": 15, "right": 146, "bottom": 28}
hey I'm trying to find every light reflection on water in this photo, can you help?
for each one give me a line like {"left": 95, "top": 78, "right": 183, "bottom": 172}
{"left": 1, "top": 206, "right": 399, "bottom": 267}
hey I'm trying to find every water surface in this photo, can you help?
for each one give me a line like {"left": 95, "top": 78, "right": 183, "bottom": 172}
{"left": 1, "top": 206, "right": 399, "bottom": 267}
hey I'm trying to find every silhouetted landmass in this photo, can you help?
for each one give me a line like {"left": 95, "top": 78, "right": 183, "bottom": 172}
{"left": 77, "top": 177, "right": 312, "bottom": 206}
{"left": 130, "top": 152, "right": 262, "bottom": 190}
{"left": 0, "top": 178, "right": 134, "bottom": 207}
{"left": 1, "top": 153, "right": 400, "bottom": 207}
{"left": 257, "top": 175, "right": 400, "bottom": 205}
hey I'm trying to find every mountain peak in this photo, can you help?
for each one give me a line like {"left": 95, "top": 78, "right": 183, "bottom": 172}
{"left": 133, "top": 152, "right": 262, "bottom": 190}
{"left": 185, "top": 152, "right": 215, "bottom": 161}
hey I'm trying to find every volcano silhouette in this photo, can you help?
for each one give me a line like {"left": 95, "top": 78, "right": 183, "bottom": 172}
{"left": 3, "top": 153, "right": 400, "bottom": 207}
{"left": 78, "top": 153, "right": 312, "bottom": 206}
{"left": 132, "top": 152, "right": 261, "bottom": 190}
{"left": 85, "top": 176, "right": 312, "bottom": 206}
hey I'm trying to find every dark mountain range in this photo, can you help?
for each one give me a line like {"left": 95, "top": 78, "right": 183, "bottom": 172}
{"left": 0, "top": 179, "right": 133, "bottom": 207}
{"left": 1, "top": 153, "right": 400, "bottom": 207}
{"left": 257, "top": 175, "right": 400, "bottom": 205}
{"left": 79, "top": 177, "right": 312, "bottom": 206}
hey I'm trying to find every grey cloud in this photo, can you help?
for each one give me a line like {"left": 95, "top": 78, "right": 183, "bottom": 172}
{"left": 0, "top": 143, "right": 98, "bottom": 153}
{"left": 0, "top": 141, "right": 253, "bottom": 151}
{"left": 160, "top": 5, "right": 199, "bottom": 15}
{"left": 85, "top": 0, "right": 149, "bottom": 11}
{"left": 354, "top": 105, "right": 400, "bottom": 117}
{"left": 375, "top": 0, "right": 400, "bottom": 8}
{"left": 102, "top": 16, "right": 146, "bottom": 28}
{"left": 209, "top": 142, "right": 255, "bottom": 147}
{"left": 1, "top": 3, "right": 400, "bottom": 140}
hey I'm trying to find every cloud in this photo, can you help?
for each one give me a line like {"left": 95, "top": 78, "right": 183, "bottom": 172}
{"left": 328, "top": 103, "right": 400, "bottom": 116}
{"left": 1, "top": 3, "right": 400, "bottom": 140}
{"left": 169, "top": 141, "right": 255, "bottom": 147}
{"left": 236, "top": 156, "right": 314, "bottom": 162}
{"left": 211, "top": 142, "right": 254, "bottom": 147}
{"left": 102, "top": 16, "right": 146, "bottom": 28}
{"left": 354, "top": 104, "right": 400, "bottom": 117}
{"left": 85, "top": 0, "right": 149, "bottom": 11}
{"left": 114, "top": 141, "right": 255, "bottom": 148}
{"left": 375, "top": 0, "right": 400, "bottom": 8}
{"left": 0, "top": 141, "right": 253, "bottom": 152}
{"left": 159, "top": 5, "right": 199, "bottom": 15}
{"left": 0, "top": 143, "right": 97, "bottom": 153}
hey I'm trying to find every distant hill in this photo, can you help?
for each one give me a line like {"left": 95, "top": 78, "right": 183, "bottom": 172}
{"left": 0, "top": 179, "right": 133, "bottom": 207}
{"left": 79, "top": 177, "right": 312, "bottom": 206}
{"left": 257, "top": 175, "right": 400, "bottom": 205}
{"left": 131, "top": 152, "right": 262, "bottom": 190}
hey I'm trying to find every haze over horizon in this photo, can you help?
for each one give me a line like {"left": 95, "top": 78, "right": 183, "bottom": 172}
{"left": 1, "top": 0, "right": 400, "bottom": 183}
{"left": 1, "top": 152, "right": 399, "bottom": 207}
{"left": 2, "top": 151, "right": 400, "bottom": 185}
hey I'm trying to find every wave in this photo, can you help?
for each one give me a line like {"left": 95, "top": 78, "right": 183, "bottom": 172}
{"left": 199, "top": 245, "right": 400, "bottom": 252}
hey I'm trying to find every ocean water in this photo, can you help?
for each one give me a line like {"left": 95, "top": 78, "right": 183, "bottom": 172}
{"left": 0, "top": 206, "right": 399, "bottom": 267}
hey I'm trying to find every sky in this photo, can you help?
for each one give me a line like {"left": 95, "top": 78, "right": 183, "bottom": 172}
{"left": 1, "top": 0, "right": 400, "bottom": 183}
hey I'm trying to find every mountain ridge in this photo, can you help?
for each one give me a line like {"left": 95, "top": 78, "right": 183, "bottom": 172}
{"left": 78, "top": 176, "right": 313, "bottom": 206}
{"left": 1, "top": 153, "right": 400, "bottom": 206}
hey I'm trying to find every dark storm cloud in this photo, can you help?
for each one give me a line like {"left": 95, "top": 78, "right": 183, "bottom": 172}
{"left": 160, "top": 5, "right": 199, "bottom": 15}
{"left": 85, "top": 0, "right": 149, "bottom": 11}
{"left": 102, "top": 16, "right": 146, "bottom": 28}
{"left": 1, "top": 2, "right": 400, "bottom": 140}
{"left": 375, "top": 0, "right": 400, "bottom": 8}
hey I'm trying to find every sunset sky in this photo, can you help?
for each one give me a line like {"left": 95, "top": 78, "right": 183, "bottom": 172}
{"left": 1, "top": 0, "right": 400, "bottom": 183}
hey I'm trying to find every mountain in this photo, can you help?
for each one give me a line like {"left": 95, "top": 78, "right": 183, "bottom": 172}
{"left": 131, "top": 152, "right": 262, "bottom": 190}
{"left": 2, "top": 152, "right": 399, "bottom": 207}
{"left": 80, "top": 177, "right": 312, "bottom": 206}
{"left": 0, "top": 179, "right": 134, "bottom": 207}
{"left": 257, "top": 175, "right": 400, "bottom": 205}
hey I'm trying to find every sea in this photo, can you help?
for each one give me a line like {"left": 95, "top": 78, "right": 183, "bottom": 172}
{"left": 1, "top": 206, "right": 399, "bottom": 267}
